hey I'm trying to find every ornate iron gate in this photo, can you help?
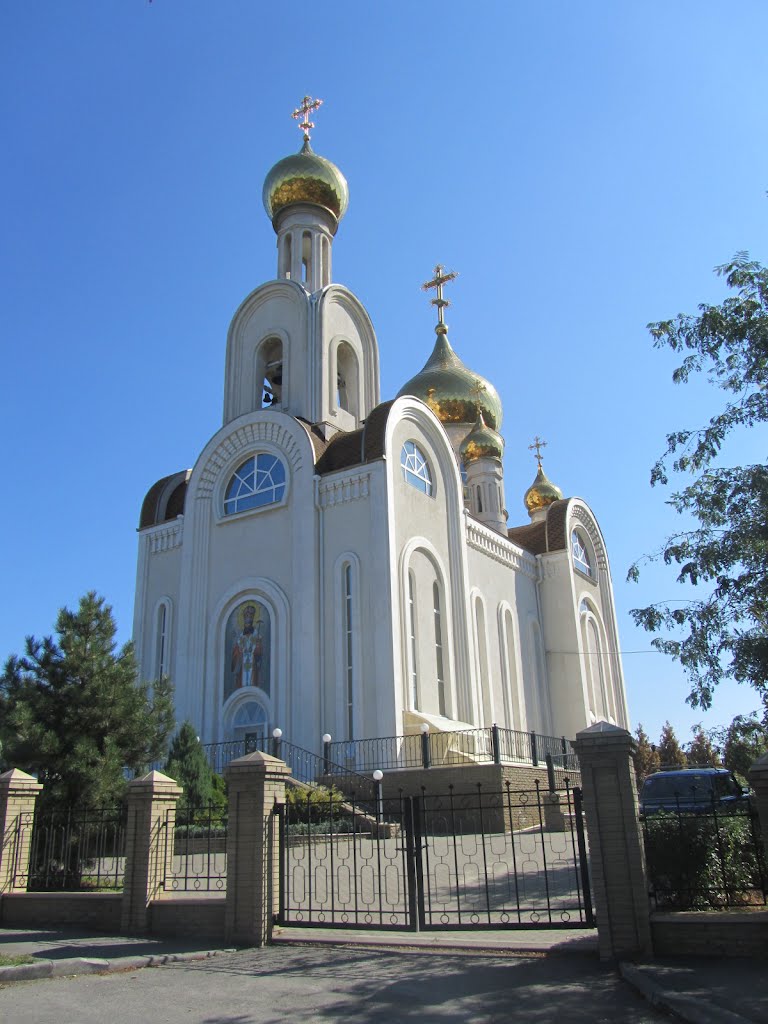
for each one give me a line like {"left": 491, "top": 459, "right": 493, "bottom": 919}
{"left": 277, "top": 781, "right": 593, "bottom": 930}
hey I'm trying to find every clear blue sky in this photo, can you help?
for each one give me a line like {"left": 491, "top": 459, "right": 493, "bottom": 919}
{"left": 2, "top": 2, "right": 766, "bottom": 746}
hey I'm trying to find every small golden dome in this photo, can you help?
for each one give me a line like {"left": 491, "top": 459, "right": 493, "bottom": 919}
{"left": 524, "top": 464, "right": 563, "bottom": 514}
{"left": 460, "top": 412, "right": 504, "bottom": 463}
{"left": 397, "top": 328, "right": 503, "bottom": 430}
{"left": 262, "top": 138, "right": 349, "bottom": 223}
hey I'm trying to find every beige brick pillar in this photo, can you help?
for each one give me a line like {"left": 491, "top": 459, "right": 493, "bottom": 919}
{"left": 225, "top": 751, "right": 290, "bottom": 947}
{"left": 748, "top": 752, "right": 768, "bottom": 864}
{"left": 121, "top": 770, "right": 182, "bottom": 935}
{"left": 0, "top": 769, "right": 43, "bottom": 894}
{"left": 572, "top": 723, "right": 652, "bottom": 961}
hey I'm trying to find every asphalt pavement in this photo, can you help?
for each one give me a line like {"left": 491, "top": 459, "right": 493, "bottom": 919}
{"left": 0, "top": 924, "right": 766, "bottom": 1023}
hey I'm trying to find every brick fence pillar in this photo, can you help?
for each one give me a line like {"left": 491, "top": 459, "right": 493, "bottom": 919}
{"left": 572, "top": 722, "right": 652, "bottom": 961}
{"left": 225, "top": 751, "right": 290, "bottom": 947}
{"left": 748, "top": 752, "right": 768, "bottom": 864}
{"left": 0, "top": 769, "right": 43, "bottom": 894}
{"left": 120, "top": 770, "right": 182, "bottom": 935}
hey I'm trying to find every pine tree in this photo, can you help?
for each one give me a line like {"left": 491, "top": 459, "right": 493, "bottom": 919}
{"left": 657, "top": 721, "right": 688, "bottom": 769}
{"left": 686, "top": 728, "right": 721, "bottom": 768}
{"left": 166, "top": 721, "right": 222, "bottom": 810}
{"left": 0, "top": 592, "right": 174, "bottom": 808}
{"left": 633, "top": 723, "right": 661, "bottom": 786}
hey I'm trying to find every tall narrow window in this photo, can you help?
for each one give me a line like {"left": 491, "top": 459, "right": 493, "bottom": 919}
{"left": 301, "top": 231, "right": 311, "bottom": 283}
{"left": 476, "top": 486, "right": 483, "bottom": 513}
{"left": 343, "top": 564, "right": 354, "bottom": 739}
{"left": 408, "top": 571, "right": 419, "bottom": 710}
{"left": 156, "top": 603, "right": 168, "bottom": 679}
{"left": 433, "top": 583, "right": 446, "bottom": 716}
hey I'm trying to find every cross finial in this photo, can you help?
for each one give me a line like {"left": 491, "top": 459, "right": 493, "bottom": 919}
{"left": 292, "top": 95, "right": 323, "bottom": 141}
{"left": 528, "top": 436, "right": 547, "bottom": 468}
{"left": 422, "top": 264, "right": 458, "bottom": 327}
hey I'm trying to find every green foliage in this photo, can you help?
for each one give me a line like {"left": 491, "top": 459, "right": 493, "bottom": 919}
{"left": 633, "top": 724, "right": 661, "bottom": 786}
{"left": 628, "top": 255, "right": 768, "bottom": 715}
{"left": 644, "top": 810, "right": 763, "bottom": 909}
{"left": 0, "top": 592, "right": 174, "bottom": 809}
{"left": 166, "top": 720, "right": 226, "bottom": 813}
{"left": 285, "top": 782, "right": 346, "bottom": 825}
{"left": 720, "top": 714, "right": 768, "bottom": 781}
{"left": 657, "top": 721, "right": 687, "bottom": 769}
{"left": 686, "top": 727, "right": 721, "bottom": 768}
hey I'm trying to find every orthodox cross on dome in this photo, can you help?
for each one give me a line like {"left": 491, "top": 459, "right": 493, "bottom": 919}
{"left": 292, "top": 95, "right": 324, "bottom": 141}
{"left": 528, "top": 435, "right": 547, "bottom": 468}
{"left": 422, "top": 264, "right": 458, "bottom": 326}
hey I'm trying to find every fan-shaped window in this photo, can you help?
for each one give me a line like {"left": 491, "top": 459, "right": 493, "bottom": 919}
{"left": 224, "top": 455, "right": 286, "bottom": 515}
{"left": 400, "top": 442, "right": 433, "bottom": 496}
{"left": 571, "top": 529, "right": 593, "bottom": 578}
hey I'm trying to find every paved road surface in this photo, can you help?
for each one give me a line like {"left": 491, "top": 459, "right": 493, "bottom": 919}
{"left": 0, "top": 943, "right": 664, "bottom": 1023}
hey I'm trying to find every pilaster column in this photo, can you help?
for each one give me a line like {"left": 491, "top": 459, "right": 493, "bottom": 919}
{"left": 225, "top": 751, "right": 290, "bottom": 947}
{"left": 572, "top": 722, "right": 652, "bottom": 960}
{"left": 120, "top": 770, "right": 182, "bottom": 935}
{"left": 748, "top": 752, "right": 768, "bottom": 864}
{"left": 0, "top": 769, "right": 43, "bottom": 893}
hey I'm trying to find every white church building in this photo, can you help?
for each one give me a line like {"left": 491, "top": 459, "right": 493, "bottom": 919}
{"left": 133, "top": 99, "right": 629, "bottom": 758}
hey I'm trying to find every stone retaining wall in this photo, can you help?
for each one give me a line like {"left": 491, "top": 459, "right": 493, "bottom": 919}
{"left": 0, "top": 891, "right": 123, "bottom": 931}
{"left": 651, "top": 910, "right": 768, "bottom": 959}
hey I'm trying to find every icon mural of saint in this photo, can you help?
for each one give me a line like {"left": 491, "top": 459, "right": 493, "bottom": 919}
{"left": 224, "top": 601, "right": 271, "bottom": 702}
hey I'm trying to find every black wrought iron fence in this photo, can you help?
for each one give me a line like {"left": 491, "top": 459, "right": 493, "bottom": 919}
{"left": 642, "top": 800, "right": 768, "bottom": 910}
{"left": 22, "top": 804, "right": 126, "bottom": 891}
{"left": 162, "top": 799, "right": 227, "bottom": 893}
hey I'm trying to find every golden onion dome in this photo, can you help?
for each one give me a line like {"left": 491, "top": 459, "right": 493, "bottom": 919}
{"left": 524, "top": 464, "right": 564, "bottom": 515}
{"left": 460, "top": 412, "right": 504, "bottom": 463}
{"left": 262, "top": 138, "right": 349, "bottom": 224}
{"left": 397, "top": 327, "right": 503, "bottom": 430}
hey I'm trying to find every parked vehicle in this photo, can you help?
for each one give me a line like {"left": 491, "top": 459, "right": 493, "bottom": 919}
{"left": 639, "top": 767, "right": 751, "bottom": 816}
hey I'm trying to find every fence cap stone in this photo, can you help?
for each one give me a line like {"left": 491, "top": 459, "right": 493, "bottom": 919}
{"left": 0, "top": 767, "right": 43, "bottom": 792}
{"left": 225, "top": 750, "right": 291, "bottom": 777}
{"left": 125, "top": 769, "right": 183, "bottom": 797}
{"left": 573, "top": 722, "right": 634, "bottom": 750}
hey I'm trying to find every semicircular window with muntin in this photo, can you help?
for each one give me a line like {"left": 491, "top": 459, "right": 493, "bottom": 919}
{"left": 401, "top": 441, "right": 433, "bottom": 496}
{"left": 224, "top": 454, "right": 286, "bottom": 515}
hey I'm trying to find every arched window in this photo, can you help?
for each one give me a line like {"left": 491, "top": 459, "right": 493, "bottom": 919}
{"left": 301, "top": 231, "right": 311, "bottom": 283}
{"left": 155, "top": 601, "right": 170, "bottom": 679}
{"left": 401, "top": 442, "right": 433, "bottom": 496}
{"left": 476, "top": 485, "right": 483, "bottom": 513}
{"left": 475, "top": 596, "right": 492, "bottom": 726}
{"left": 408, "top": 570, "right": 419, "bottom": 709}
{"left": 224, "top": 454, "right": 286, "bottom": 515}
{"left": 342, "top": 563, "right": 354, "bottom": 739}
{"left": 433, "top": 582, "right": 446, "bottom": 717}
{"left": 571, "top": 529, "right": 594, "bottom": 578}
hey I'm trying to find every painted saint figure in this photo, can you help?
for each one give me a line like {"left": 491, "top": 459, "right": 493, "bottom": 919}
{"left": 224, "top": 601, "right": 271, "bottom": 702}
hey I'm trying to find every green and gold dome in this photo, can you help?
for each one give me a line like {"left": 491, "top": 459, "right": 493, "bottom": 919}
{"left": 263, "top": 138, "right": 349, "bottom": 225}
{"left": 460, "top": 411, "right": 504, "bottom": 463}
{"left": 397, "top": 327, "right": 503, "bottom": 431}
{"left": 524, "top": 464, "right": 563, "bottom": 515}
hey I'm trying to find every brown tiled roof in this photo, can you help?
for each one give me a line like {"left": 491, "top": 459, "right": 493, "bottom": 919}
{"left": 507, "top": 521, "right": 547, "bottom": 555}
{"left": 507, "top": 498, "right": 570, "bottom": 556}
{"left": 165, "top": 480, "right": 187, "bottom": 520}
{"left": 139, "top": 471, "right": 188, "bottom": 530}
{"left": 314, "top": 400, "right": 395, "bottom": 475}
{"left": 295, "top": 417, "right": 332, "bottom": 462}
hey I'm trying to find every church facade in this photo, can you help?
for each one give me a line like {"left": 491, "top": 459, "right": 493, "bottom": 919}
{"left": 133, "top": 101, "right": 629, "bottom": 757}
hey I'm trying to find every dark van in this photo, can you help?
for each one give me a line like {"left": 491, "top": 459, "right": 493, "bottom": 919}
{"left": 639, "top": 767, "right": 750, "bottom": 816}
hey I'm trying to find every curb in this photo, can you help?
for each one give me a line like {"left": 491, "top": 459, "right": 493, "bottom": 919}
{"left": 619, "top": 963, "right": 752, "bottom": 1024}
{"left": 0, "top": 948, "right": 228, "bottom": 984}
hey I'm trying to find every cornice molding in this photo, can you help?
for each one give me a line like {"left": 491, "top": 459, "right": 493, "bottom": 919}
{"left": 147, "top": 520, "right": 183, "bottom": 553}
{"left": 318, "top": 470, "right": 371, "bottom": 508}
{"left": 465, "top": 518, "right": 538, "bottom": 580}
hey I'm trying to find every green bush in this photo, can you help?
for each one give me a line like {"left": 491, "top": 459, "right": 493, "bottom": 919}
{"left": 285, "top": 783, "right": 347, "bottom": 825}
{"left": 644, "top": 810, "right": 763, "bottom": 908}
